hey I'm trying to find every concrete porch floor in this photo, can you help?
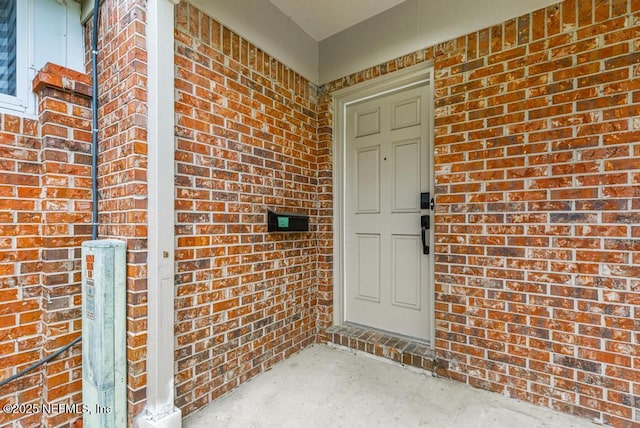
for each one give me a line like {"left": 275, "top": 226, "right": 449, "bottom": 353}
{"left": 183, "top": 344, "right": 596, "bottom": 428}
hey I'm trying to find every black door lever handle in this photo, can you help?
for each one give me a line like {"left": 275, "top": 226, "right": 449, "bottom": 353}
{"left": 421, "top": 215, "right": 430, "bottom": 255}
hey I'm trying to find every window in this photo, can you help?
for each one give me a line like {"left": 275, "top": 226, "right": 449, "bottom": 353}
{"left": 0, "top": 0, "right": 29, "bottom": 114}
{"left": 0, "top": 0, "right": 84, "bottom": 116}
{"left": 0, "top": 0, "right": 16, "bottom": 97}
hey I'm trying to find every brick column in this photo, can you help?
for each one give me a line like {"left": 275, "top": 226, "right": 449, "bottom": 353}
{"left": 92, "top": 0, "right": 152, "bottom": 422}
{"left": 32, "top": 63, "right": 93, "bottom": 427}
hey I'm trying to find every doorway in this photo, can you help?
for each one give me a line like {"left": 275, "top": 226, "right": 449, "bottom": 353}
{"left": 332, "top": 64, "right": 434, "bottom": 344}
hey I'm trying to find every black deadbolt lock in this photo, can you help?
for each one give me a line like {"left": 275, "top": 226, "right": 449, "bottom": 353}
{"left": 420, "top": 192, "right": 430, "bottom": 209}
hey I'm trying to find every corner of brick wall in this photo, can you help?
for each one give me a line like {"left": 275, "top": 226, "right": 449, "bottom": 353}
{"left": 34, "top": 62, "right": 92, "bottom": 427}
{"left": 86, "top": 0, "right": 151, "bottom": 421}
{"left": 315, "top": 88, "right": 334, "bottom": 338}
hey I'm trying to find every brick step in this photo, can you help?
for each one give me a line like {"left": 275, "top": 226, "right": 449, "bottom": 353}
{"left": 326, "top": 324, "right": 436, "bottom": 372}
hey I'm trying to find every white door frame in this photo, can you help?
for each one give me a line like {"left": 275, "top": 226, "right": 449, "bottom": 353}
{"left": 332, "top": 62, "right": 435, "bottom": 346}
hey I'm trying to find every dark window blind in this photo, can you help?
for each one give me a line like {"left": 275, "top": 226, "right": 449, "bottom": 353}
{"left": 0, "top": 0, "right": 16, "bottom": 96}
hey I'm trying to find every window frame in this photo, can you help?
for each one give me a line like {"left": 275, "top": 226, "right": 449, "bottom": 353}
{"left": 0, "top": 0, "right": 34, "bottom": 115}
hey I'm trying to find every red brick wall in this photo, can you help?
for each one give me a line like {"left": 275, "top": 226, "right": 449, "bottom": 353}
{"left": 0, "top": 111, "right": 45, "bottom": 428}
{"left": 315, "top": 90, "right": 334, "bottom": 334}
{"left": 432, "top": 1, "right": 640, "bottom": 425}
{"left": 320, "top": 0, "right": 640, "bottom": 426}
{"left": 89, "top": 0, "right": 150, "bottom": 420}
{"left": 35, "top": 64, "right": 93, "bottom": 428}
{"left": 0, "top": 63, "right": 92, "bottom": 427}
{"left": 3, "top": 0, "right": 152, "bottom": 425}
{"left": 174, "top": 3, "right": 318, "bottom": 416}
{"left": 2, "top": 0, "right": 638, "bottom": 426}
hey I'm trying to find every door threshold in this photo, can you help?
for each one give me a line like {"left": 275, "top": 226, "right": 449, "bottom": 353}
{"left": 326, "top": 323, "right": 435, "bottom": 372}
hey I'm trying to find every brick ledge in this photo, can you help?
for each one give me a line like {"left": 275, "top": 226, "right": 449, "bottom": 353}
{"left": 32, "top": 62, "right": 92, "bottom": 98}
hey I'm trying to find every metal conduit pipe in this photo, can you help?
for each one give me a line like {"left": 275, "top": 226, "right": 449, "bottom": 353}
{"left": 0, "top": 337, "right": 82, "bottom": 388}
{"left": 91, "top": 0, "right": 100, "bottom": 240}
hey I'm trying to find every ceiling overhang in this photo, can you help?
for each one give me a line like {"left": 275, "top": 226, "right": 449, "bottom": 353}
{"left": 269, "top": 0, "right": 407, "bottom": 41}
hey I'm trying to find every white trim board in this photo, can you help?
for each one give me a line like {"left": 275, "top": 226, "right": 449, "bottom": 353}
{"left": 137, "top": 0, "right": 181, "bottom": 426}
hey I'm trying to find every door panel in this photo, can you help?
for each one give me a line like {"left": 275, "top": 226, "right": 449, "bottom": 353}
{"left": 391, "top": 234, "right": 421, "bottom": 309}
{"left": 356, "top": 234, "right": 381, "bottom": 302}
{"left": 356, "top": 108, "right": 381, "bottom": 137}
{"left": 345, "top": 84, "right": 431, "bottom": 341}
{"left": 392, "top": 140, "right": 420, "bottom": 213}
{"left": 355, "top": 146, "right": 380, "bottom": 213}
{"left": 392, "top": 97, "right": 421, "bottom": 130}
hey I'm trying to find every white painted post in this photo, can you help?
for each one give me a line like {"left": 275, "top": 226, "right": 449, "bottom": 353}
{"left": 136, "top": 0, "right": 181, "bottom": 427}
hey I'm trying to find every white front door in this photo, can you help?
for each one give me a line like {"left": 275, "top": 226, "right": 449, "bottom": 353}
{"left": 345, "top": 84, "right": 431, "bottom": 341}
